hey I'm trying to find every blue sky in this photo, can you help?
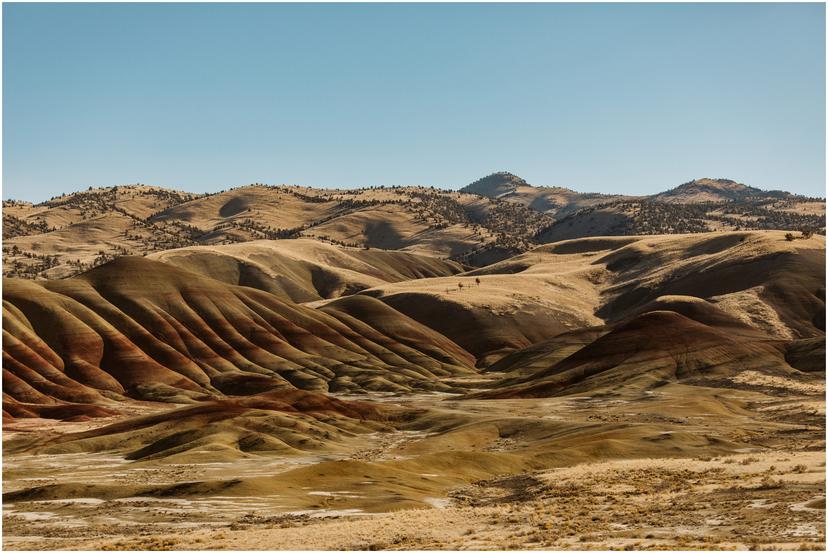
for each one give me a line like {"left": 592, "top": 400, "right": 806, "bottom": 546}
{"left": 3, "top": 2, "right": 825, "bottom": 202}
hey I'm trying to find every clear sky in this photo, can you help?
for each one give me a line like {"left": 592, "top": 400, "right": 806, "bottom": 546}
{"left": 3, "top": 2, "right": 825, "bottom": 202}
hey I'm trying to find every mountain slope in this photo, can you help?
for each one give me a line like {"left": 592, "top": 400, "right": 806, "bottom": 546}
{"left": 462, "top": 172, "right": 531, "bottom": 198}
{"left": 461, "top": 172, "right": 628, "bottom": 218}
{"left": 653, "top": 178, "right": 782, "bottom": 203}
{"left": 459, "top": 173, "right": 824, "bottom": 242}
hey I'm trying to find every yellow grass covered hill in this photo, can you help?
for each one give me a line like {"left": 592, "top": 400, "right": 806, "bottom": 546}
{"left": 351, "top": 231, "right": 824, "bottom": 365}
{"left": 150, "top": 238, "right": 464, "bottom": 302}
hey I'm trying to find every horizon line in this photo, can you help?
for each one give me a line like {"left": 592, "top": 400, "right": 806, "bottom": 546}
{"left": 4, "top": 174, "right": 826, "bottom": 204}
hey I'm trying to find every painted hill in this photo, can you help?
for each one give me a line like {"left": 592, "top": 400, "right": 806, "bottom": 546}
{"left": 3, "top": 256, "right": 478, "bottom": 420}
{"left": 6, "top": 390, "right": 394, "bottom": 462}
{"left": 478, "top": 308, "right": 798, "bottom": 399}
{"left": 4, "top": 230, "right": 821, "bottom": 420}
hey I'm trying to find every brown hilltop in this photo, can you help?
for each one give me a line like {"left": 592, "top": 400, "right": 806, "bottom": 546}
{"left": 462, "top": 172, "right": 530, "bottom": 197}
{"left": 535, "top": 177, "right": 824, "bottom": 242}
{"left": 653, "top": 178, "right": 776, "bottom": 204}
{"left": 461, "top": 171, "right": 628, "bottom": 217}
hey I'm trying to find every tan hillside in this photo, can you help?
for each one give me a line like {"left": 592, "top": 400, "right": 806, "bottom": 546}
{"left": 5, "top": 231, "right": 819, "bottom": 411}
{"left": 3, "top": 183, "right": 552, "bottom": 279}
{"left": 351, "top": 231, "right": 824, "bottom": 366}
{"left": 150, "top": 238, "right": 463, "bottom": 302}
{"left": 536, "top": 197, "right": 825, "bottom": 243}
{"left": 537, "top": 199, "right": 826, "bottom": 242}
{"left": 4, "top": 177, "right": 823, "bottom": 280}
{"left": 5, "top": 390, "right": 394, "bottom": 462}
{"left": 461, "top": 172, "right": 805, "bottom": 229}
{"left": 653, "top": 178, "right": 779, "bottom": 203}
{"left": 461, "top": 171, "right": 629, "bottom": 217}
{"left": 458, "top": 174, "right": 824, "bottom": 242}
{"left": 3, "top": 185, "right": 200, "bottom": 232}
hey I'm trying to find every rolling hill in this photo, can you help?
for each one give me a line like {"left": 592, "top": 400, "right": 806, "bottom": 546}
{"left": 311, "top": 231, "right": 826, "bottom": 368}
{"left": 461, "top": 174, "right": 824, "bottom": 242}
{"left": 4, "top": 229, "right": 822, "bottom": 420}
{"left": 3, "top": 256, "right": 479, "bottom": 421}
{"left": 461, "top": 171, "right": 628, "bottom": 218}
{"left": 652, "top": 178, "right": 789, "bottom": 203}
{"left": 149, "top": 238, "right": 464, "bottom": 302}
{"left": 3, "top": 183, "right": 550, "bottom": 279}
{"left": 4, "top": 174, "right": 823, "bottom": 281}
{"left": 479, "top": 302, "right": 798, "bottom": 399}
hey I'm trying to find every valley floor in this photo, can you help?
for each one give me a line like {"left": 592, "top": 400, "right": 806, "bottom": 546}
{"left": 3, "top": 377, "right": 825, "bottom": 551}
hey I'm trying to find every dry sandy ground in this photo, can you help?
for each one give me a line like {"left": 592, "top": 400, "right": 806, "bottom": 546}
{"left": 4, "top": 451, "right": 823, "bottom": 551}
{"left": 3, "top": 376, "right": 824, "bottom": 551}
{"left": 89, "top": 452, "right": 825, "bottom": 551}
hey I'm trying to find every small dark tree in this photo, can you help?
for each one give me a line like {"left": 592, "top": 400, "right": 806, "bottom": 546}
{"left": 475, "top": 277, "right": 481, "bottom": 287}
{"left": 785, "top": 232, "right": 796, "bottom": 241}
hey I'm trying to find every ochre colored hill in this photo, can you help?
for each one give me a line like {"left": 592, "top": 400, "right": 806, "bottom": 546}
{"left": 591, "top": 232, "right": 825, "bottom": 339}
{"left": 3, "top": 257, "right": 476, "bottom": 418}
{"left": 479, "top": 310, "right": 798, "bottom": 399}
{"left": 4, "top": 183, "right": 550, "bottom": 279}
{"left": 150, "top": 238, "right": 463, "bottom": 302}
{"left": 355, "top": 232, "right": 824, "bottom": 366}
{"left": 6, "top": 390, "right": 394, "bottom": 462}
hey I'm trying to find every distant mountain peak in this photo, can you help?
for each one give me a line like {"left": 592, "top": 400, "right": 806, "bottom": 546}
{"left": 461, "top": 172, "right": 530, "bottom": 197}
{"left": 684, "top": 177, "right": 754, "bottom": 191}
{"left": 654, "top": 177, "right": 773, "bottom": 203}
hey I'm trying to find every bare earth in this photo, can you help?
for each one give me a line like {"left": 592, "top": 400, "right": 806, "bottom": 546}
{"left": 4, "top": 376, "right": 824, "bottom": 550}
